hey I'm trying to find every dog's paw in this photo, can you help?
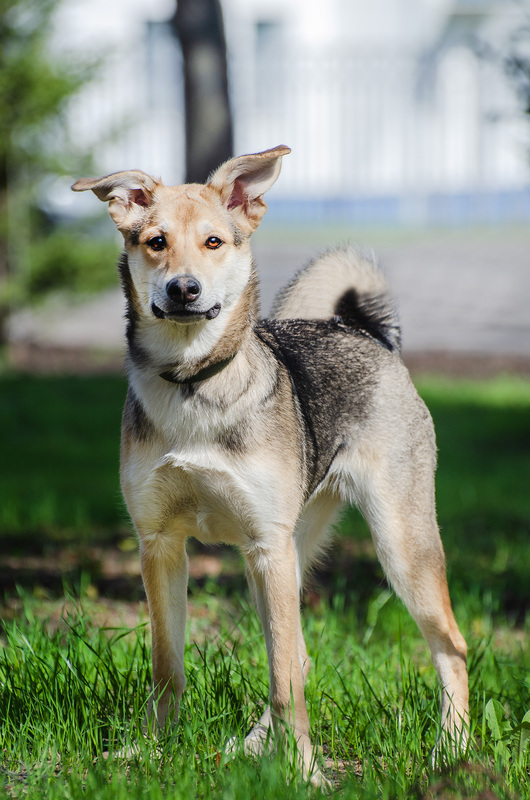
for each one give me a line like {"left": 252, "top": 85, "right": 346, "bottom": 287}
{"left": 296, "top": 737, "right": 332, "bottom": 791}
{"left": 225, "top": 721, "right": 274, "bottom": 759}
{"left": 431, "top": 727, "right": 469, "bottom": 768}
{"left": 225, "top": 731, "right": 331, "bottom": 791}
{"left": 101, "top": 743, "right": 141, "bottom": 762}
{"left": 306, "top": 765, "right": 332, "bottom": 791}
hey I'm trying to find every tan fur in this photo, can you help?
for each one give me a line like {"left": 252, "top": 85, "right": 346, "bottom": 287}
{"left": 73, "top": 146, "right": 469, "bottom": 787}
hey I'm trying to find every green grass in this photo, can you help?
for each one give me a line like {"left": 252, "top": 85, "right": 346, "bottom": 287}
{"left": 1, "top": 373, "right": 529, "bottom": 797}
{"left": 0, "top": 374, "right": 127, "bottom": 544}
{"left": 1, "top": 585, "right": 527, "bottom": 798}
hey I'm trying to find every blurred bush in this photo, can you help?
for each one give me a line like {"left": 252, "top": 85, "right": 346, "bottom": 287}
{"left": 26, "top": 229, "right": 119, "bottom": 298}
{"left": 0, "top": 0, "right": 102, "bottom": 337}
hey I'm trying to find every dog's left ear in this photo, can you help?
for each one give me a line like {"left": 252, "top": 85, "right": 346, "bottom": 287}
{"left": 72, "top": 170, "right": 159, "bottom": 234}
{"left": 208, "top": 145, "right": 290, "bottom": 231}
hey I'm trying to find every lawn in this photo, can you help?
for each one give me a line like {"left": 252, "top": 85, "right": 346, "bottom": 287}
{"left": 0, "top": 373, "right": 529, "bottom": 798}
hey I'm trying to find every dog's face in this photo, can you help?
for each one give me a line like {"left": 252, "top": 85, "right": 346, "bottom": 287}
{"left": 73, "top": 146, "right": 290, "bottom": 326}
{"left": 123, "top": 182, "right": 254, "bottom": 325}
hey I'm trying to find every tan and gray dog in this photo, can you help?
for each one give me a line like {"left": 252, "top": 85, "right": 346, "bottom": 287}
{"left": 73, "top": 146, "right": 468, "bottom": 786}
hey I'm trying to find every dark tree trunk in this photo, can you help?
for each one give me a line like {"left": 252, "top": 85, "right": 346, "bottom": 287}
{"left": 172, "top": 0, "right": 233, "bottom": 184}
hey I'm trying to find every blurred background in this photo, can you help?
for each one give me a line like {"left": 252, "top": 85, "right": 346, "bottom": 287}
{"left": 1, "top": 0, "right": 530, "bottom": 371}
{"left": 53, "top": 0, "right": 530, "bottom": 218}
{"left": 1, "top": 0, "right": 530, "bottom": 601}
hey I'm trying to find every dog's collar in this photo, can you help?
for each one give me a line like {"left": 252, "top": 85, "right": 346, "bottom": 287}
{"left": 159, "top": 353, "right": 237, "bottom": 385}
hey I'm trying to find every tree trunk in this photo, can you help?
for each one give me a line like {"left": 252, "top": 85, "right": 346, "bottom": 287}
{"left": 172, "top": 0, "right": 233, "bottom": 184}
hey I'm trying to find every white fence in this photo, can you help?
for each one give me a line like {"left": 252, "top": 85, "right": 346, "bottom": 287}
{"left": 65, "top": 22, "right": 530, "bottom": 223}
{"left": 232, "top": 45, "right": 528, "bottom": 195}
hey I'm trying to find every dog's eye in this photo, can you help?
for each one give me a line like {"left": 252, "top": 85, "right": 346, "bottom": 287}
{"left": 147, "top": 235, "right": 166, "bottom": 251}
{"left": 205, "top": 236, "right": 223, "bottom": 249}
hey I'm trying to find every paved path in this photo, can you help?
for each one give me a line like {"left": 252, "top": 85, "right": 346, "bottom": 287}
{"left": 254, "top": 228, "right": 530, "bottom": 356}
{"left": 9, "top": 227, "right": 530, "bottom": 361}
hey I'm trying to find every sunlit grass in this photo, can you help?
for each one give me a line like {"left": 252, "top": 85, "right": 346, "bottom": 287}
{"left": 1, "top": 583, "right": 528, "bottom": 798}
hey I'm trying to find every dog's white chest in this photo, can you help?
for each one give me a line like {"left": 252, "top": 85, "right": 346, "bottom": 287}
{"left": 125, "top": 445, "right": 283, "bottom": 547}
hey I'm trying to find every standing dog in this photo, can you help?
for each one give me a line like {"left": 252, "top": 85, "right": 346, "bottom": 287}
{"left": 73, "top": 146, "right": 468, "bottom": 786}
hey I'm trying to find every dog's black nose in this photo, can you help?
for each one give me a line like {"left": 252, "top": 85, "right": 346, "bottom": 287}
{"left": 166, "top": 275, "right": 202, "bottom": 304}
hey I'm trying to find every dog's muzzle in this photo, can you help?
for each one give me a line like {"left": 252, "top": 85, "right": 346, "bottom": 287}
{"left": 151, "top": 274, "right": 221, "bottom": 321}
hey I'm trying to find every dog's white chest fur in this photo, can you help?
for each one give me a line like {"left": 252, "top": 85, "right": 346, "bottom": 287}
{"left": 127, "top": 445, "right": 284, "bottom": 548}
{"left": 121, "top": 347, "right": 295, "bottom": 549}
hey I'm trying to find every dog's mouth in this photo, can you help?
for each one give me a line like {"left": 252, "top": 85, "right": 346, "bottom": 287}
{"left": 151, "top": 302, "right": 221, "bottom": 322}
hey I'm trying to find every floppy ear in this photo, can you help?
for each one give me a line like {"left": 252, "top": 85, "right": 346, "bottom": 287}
{"left": 71, "top": 170, "right": 159, "bottom": 233}
{"left": 207, "top": 145, "right": 290, "bottom": 231}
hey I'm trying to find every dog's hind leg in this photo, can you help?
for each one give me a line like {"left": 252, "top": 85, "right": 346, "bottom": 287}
{"left": 140, "top": 534, "right": 188, "bottom": 730}
{"left": 231, "top": 566, "right": 274, "bottom": 757}
{"left": 237, "top": 569, "right": 312, "bottom": 759}
{"left": 236, "top": 495, "right": 339, "bottom": 767}
{"left": 241, "top": 535, "right": 327, "bottom": 786}
{"left": 348, "top": 432, "right": 469, "bottom": 758}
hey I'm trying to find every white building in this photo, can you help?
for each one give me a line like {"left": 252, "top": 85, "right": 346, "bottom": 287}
{"left": 54, "top": 0, "right": 530, "bottom": 224}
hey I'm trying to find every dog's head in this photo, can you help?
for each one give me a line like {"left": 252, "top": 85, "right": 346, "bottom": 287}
{"left": 72, "top": 146, "right": 290, "bottom": 325}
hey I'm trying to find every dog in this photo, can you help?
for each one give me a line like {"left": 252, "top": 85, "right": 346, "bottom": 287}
{"left": 72, "top": 146, "right": 469, "bottom": 786}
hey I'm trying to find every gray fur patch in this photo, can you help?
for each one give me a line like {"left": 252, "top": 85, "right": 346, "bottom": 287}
{"left": 128, "top": 225, "right": 142, "bottom": 247}
{"left": 217, "top": 424, "right": 247, "bottom": 453}
{"left": 256, "top": 319, "right": 383, "bottom": 496}
{"left": 118, "top": 253, "right": 149, "bottom": 368}
{"left": 123, "top": 388, "right": 155, "bottom": 443}
{"left": 230, "top": 221, "right": 245, "bottom": 247}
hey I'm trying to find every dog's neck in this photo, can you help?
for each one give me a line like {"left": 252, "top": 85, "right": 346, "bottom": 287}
{"left": 158, "top": 352, "right": 238, "bottom": 385}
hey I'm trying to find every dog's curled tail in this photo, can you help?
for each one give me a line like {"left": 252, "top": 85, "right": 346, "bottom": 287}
{"left": 270, "top": 245, "right": 401, "bottom": 353}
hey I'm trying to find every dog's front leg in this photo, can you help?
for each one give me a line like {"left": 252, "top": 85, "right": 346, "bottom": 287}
{"left": 244, "top": 536, "right": 324, "bottom": 787}
{"left": 140, "top": 534, "right": 188, "bottom": 730}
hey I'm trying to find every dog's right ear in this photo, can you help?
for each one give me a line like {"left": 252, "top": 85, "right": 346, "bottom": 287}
{"left": 72, "top": 170, "right": 159, "bottom": 233}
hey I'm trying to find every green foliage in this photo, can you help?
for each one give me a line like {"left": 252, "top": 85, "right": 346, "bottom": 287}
{"left": 26, "top": 228, "right": 120, "bottom": 297}
{"left": 0, "top": 374, "right": 126, "bottom": 542}
{"left": 0, "top": 0, "right": 102, "bottom": 323}
{"left": 0, "top": 0, "right": 94, "bottom": 174}
{"left": 485, "top": 699, "right": 530, "bottom": 764}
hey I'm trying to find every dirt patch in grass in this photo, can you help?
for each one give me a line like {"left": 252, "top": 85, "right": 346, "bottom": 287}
{"left": 0, "top": 536, "right": 381, "bottom": 608}
{"left": 0, "top": 536, "right": 384, "bottom": 638}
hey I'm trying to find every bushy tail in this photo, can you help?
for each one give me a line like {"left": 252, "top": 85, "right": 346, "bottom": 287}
{"left": 270, "top": 245, "right": 401, "bottom": 353}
